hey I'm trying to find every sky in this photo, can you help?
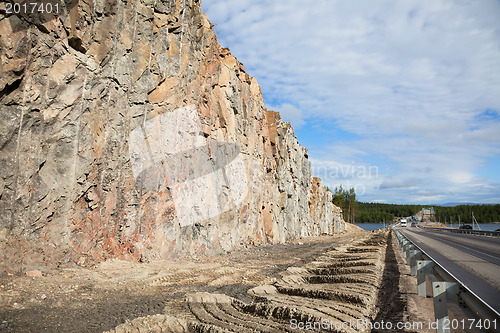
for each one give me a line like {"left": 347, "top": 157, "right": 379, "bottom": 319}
{"left": 201, "top": 0, "right": 500, "bottom": 204}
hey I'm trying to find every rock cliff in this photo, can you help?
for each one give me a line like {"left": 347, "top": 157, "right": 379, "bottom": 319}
{"left": 0, "top": 0, "right": 344, "bottom": 271}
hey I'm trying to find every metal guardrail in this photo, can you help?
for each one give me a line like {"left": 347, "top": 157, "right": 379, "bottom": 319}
{"left": 393, "top": 228, "right": 500, "bottom": 333}
{"left": 421, "top": 226, "right": 500, "bottom": 237}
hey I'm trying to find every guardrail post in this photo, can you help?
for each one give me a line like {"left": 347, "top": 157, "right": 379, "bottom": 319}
{"left": 399, "top": 237, "right": 406, "bottom": 250}
{"left": 409, "top": 250, "right": 422, "bottom": 276}
{"left": 394, "top": 231, "right": 400, "bottom": 245}
{"left": 405, "top": 245, "right": 413, "bottom": 264}
{"left": 432, "top": 281, "right": 457, "bottom": 333}
{"left": 417, "top": 260, "right": 433, "bottom": 297}
{"left": 395, "top": 232, "right": 401, "bottom": 245}
{"left": 445, "top": 282, "right": 458, "bottom": 304}
{"left": 427, "top": 273, "right": 439, "bottom": 298}
{"left": 403, "top": 243, "right": 412, "bottom": 259}
{"left": 394, "top": 229, "right": 500, "bottom": 329}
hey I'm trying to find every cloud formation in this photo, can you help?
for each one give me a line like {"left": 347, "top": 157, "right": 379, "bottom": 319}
{"left": 202, "top": 0, "right": 500, "bottom": 204}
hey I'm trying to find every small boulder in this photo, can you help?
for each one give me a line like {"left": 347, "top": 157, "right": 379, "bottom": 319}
{"left": 76, "top": 257, "right": 86, "bottom": 266}
{"left": 26, "top": 270, "right": 42, "bottom": 277}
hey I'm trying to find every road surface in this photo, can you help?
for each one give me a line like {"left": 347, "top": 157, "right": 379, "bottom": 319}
{"left": 398, "top": 226, "right": 500, "bottom": 312}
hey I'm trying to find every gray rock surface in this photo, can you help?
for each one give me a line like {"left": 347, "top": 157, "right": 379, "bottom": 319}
{"left": 0, "top": 0, "right": 344, "bottom": 271}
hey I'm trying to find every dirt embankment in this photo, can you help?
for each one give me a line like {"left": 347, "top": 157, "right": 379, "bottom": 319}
{"left": 0, "top": 227, "right": 431, "bottom": 332}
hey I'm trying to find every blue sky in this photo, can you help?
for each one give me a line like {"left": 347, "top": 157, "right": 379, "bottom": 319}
{"left": 202, "top": 0, "right": 500, "bottom": 204}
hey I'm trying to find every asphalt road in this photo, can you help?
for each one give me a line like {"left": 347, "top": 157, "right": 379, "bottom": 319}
{"left": 398, "top": 226, "right": 500, "bottom": 313}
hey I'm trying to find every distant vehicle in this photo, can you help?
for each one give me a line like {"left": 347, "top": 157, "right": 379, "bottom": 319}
{"left": 400, "top": 219, "right": 407, "bottom": 227}
{"left": 411, "top": 221, "right": 417, "bottom": 227}
{"left": 459, "top": 224, "right": 472, "bottom": 230}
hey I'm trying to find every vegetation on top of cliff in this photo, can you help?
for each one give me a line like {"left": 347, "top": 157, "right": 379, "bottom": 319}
{"left": 328, "top": 186, "right": 357, "bottom": 224}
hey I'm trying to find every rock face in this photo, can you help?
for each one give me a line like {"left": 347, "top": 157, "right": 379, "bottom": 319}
{"left": 0, "top": 0, "right": 344, "bottom": 271}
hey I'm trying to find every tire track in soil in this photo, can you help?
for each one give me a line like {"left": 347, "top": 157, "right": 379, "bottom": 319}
{"left": 105, "top": 230, "right": 392, "bottom": 333}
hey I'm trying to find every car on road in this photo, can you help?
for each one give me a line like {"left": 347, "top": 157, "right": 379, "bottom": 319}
{"left": 400, "top": 219, "right": 407, "bottom": 227}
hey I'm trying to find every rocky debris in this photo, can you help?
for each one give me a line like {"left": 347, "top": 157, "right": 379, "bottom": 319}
{"left": 3, "top": 232, "right": 409, "bottom": 332}
{"left": 0, "top": 0, "right": 344, "bottom": 272}
{"left": 105, "top": 231, "right": 389, "bottom": 333}
{"left": 25, "top": 270, "right": 42, "bottom": 278}
{"left": 103, "top": 315, "right": 189, "bottom": 333}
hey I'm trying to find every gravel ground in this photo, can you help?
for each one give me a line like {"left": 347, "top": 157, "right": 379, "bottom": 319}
{"left": 0, "top": 228, "right": 443, "bottom": 333}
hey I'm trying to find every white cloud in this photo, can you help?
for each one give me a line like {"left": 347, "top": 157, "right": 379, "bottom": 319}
{"left": 202, "top": 0, "right": 500, "bottom": 204}
{"left": 379, "top": 177, "right": 422, "bottom": 190}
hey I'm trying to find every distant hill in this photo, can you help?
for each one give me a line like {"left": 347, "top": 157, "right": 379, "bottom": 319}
{"left": 357, "top": 202, "right": 500, "bottom": 223}
{"left": 439, "top": 202, "right": 497, "bottom": 207}
{"left": 440, "top": 202, "right": 475, "bottom": 207}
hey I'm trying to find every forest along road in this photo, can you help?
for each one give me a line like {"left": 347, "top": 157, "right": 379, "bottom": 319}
{"left": 398, "top": 227, "right": 500, "bottom": 312}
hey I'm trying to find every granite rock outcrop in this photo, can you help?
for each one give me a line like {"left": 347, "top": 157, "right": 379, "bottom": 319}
{"left": 0, "top": 0, "right": 344, "bottom": 271}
